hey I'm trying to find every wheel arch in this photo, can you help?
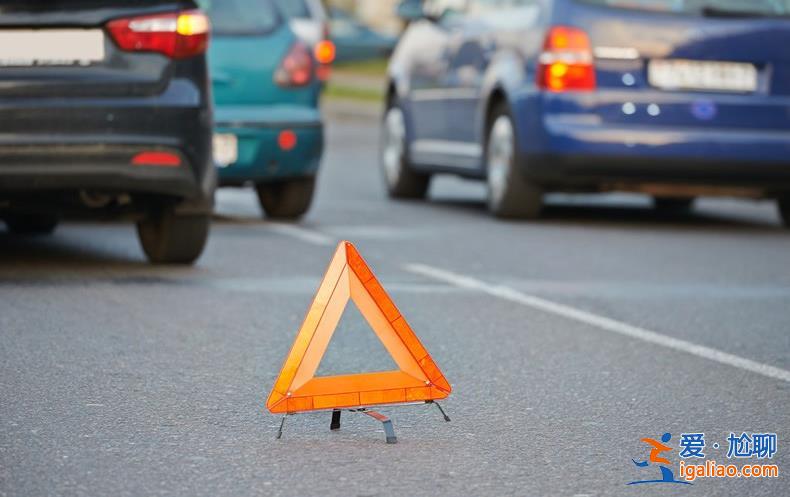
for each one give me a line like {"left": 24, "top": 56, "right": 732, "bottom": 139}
{"left": 385, "top": 80, "right": 398, "bottom": 107}
{"left": 384, "top": 78, "right": 418, "bottom": 152}
{"left": 483, "top": 87, "right": 509, "bottom": 138}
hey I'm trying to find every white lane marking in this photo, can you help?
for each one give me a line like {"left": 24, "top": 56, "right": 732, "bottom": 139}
{"left": 404, "top": 263, "right": 790, "bottom": 383}
{"left": 266, "top": 223, "right": 335, "bottom": 247}
{"left": 321, "top": 225, "right": 426, "bottom": 240}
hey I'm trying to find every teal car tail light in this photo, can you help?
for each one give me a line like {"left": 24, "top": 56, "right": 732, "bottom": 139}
{"left": 274, "top": 42, "right": 314, "bottom": 87}
{"left": 314, "top": 39, "right": 335, "bottom": 81}
{"left": 278, "top": 130, "right": 298, "bottom": 151}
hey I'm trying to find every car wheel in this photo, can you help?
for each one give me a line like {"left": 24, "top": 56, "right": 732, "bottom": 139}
{"left": 256, "top": 177, "right": 315, "bottom": 220}
{"left": 653, "top": 197, "right": 695, "bottom": 214}
{"left": 778, "top": 196, "right": 790, "bottom": 228}
{"left": 485, "top": 104, "right": 543, "bottom": 219}
{"left": 4, "top": 213, "right": 59, "bottom": 235}
{"left": 380, "top": 100, "right": 430, "bottom": 199}
{"left": 137, "top": 207, "right": 210, "bottom": 265}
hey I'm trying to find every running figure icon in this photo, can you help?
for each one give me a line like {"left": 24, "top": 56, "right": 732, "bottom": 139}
{"left": 629, "top": 432, "right": 692, "bottom": 485}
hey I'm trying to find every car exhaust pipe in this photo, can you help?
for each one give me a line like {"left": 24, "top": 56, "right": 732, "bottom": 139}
{"left": 79, "top": 191, "right": 131, "bottom": 209}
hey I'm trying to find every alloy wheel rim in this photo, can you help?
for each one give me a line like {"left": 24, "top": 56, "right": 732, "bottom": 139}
{"left": 487, "top": 115, "right": 514, "bottom": 206}
{"left": 382, "top": 106, "right": 406, "bottom": 187}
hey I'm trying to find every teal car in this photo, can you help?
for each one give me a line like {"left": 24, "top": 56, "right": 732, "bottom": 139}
{"left": 199, "top": 0, "right": 323, "bottom": 219}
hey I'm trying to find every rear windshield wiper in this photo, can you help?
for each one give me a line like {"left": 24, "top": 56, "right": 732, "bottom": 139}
{"left": 701, "top": 6, "right": 790, "bottom": 18}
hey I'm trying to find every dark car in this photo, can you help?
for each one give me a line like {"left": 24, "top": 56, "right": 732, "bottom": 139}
{"left": 384, "top": 0, "right": 790, "bottom": 225}
{"left": 0, "top": 0, "right": 215, "bottom": 263}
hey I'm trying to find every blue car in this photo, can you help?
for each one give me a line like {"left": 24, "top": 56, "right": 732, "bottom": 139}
{"left": 383, "top": 0, "right": 790, "bottom": 224}
{"left": 201, "top": 0, "right": 324, "bottom": 219}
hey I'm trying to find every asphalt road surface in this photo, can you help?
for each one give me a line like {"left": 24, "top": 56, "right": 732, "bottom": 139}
{"left": 2, "top": 114, "right": 789, "bottom": 497}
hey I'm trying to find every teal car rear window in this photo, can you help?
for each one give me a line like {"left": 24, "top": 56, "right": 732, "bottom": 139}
{"left": 577, "top": 0, "right": 790, "bottom": 17}
{"left": 197, "top": 0, "right": 281, "bottom": 35}
{"left": 273, "top": 0, "right": 310, "bottom": 18}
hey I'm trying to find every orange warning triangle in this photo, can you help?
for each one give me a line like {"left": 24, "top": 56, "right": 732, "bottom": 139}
{"left": 267, "top": 241, "right": 451, "bottom": 414}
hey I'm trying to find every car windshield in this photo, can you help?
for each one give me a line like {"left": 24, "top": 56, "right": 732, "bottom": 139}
{"left": 196, "top": 0, "right": 281, "bottom": 35}
{"left": 577, "top": 0, "right": 790, "bottom": 17}
{"left": 272, "top": 0, "right": 310, "bottom": 19}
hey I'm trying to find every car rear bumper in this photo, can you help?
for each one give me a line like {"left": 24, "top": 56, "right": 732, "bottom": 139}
{"left": 524, "top": 152, "right": 790, "bottom": 192}
{"left": 516, "top": 112, "right": 790, "bottom": 191}
{"left": 0, "top": 86, "right": 215, "bottom": 212}
{"left": 214, "top": 105, "right": 324, "bottom": 186}
{"left": 0, "top": 143, "right": 196, "bottom": 194}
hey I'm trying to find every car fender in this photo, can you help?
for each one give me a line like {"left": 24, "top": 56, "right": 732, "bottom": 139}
{"left": 477, "top": 49, "right": 529, "bottom": 147}
{"left": 385, "top": 25, "right": 427, "bottom": 147}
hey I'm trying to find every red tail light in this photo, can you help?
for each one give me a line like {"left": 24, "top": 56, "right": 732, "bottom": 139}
{"left": 275, "top": 42, "right": 314, "bottom": 87}
{"left": 131, "top": 151, "right": 181, "bottom": 167}
{"left": 107, "top": 10, "right": 210, "bottom": 59}
{"left": 537, "top": 26, "right": 595, "bottom": 92}
{"left": 278, "top": 130, "right": 298, "bottom": 151}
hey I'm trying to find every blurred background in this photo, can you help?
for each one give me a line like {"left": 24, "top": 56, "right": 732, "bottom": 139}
{"left": 322, "top": 0, "right": 400, "bottom": 106}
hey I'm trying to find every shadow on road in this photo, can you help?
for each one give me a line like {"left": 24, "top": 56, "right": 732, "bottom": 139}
{"left": 0, "top": 228, "right": 210, "bottom": 287}
{"left": 0, "top": 225, "right": 151, "bottom": 281}
{"left": 211, "top": 213, "right": 266, "bottom": 225}
{"left": 426, "top": 197, "right": 785, "bottom": 232}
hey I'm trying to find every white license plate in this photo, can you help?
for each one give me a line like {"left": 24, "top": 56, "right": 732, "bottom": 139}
{"left": 213, "top": 134, "right": 238, "bottom": 167}
{"left": 648, "top": 59, "right": 758, "bottom": 93}
{"left": 0, "top": 29, "right": 105, "bottom": 67}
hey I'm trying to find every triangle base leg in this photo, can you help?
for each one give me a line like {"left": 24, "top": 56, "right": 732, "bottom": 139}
{"left": 276, "top": 414, "right": 288, "bottom": 440}
{"left": 358, "top": 410, "right": 397, "bottom": 444}
{"left": 427, "top": 400, "right": 451, "bottom": 422}
{"left": 330, "top": 409, "right": 341, "bottom": 431}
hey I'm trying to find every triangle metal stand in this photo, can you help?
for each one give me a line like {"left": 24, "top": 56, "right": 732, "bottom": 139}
{"left": 275, "top": 401, "right": 451, "bottom": 444}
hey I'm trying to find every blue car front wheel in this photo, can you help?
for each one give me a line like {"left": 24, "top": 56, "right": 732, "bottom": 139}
{"left": 380, "top": 99, "right": 430, "bottom": 199}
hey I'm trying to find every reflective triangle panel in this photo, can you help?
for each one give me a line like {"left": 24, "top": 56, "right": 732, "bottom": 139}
{"left": 266, "top": 241, "right": 451, "bottom": 414}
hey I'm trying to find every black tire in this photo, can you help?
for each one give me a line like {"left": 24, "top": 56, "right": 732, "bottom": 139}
{"left": 137, "top": 208, "right": 209, "bottom": 265}
{"left": 778, "top": 196, "right": 790, "bottom": 228}
{"left": 485, "top": 104, "right": 543, "bottom": 219}
{"left": 380, "top": 98, "right": 430, "bottom": 199}
{"left": 653, "top": 197, "right": 695, "bottom": 214}
{"left": 4, "top": 213, "right": 58, "bottom": 235}
{"left": 256, "top": 177, "right": 315, "bottom": 220}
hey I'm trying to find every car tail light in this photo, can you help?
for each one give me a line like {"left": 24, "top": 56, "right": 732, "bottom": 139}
{"left": 106, "top": 10, "right": 210, "bottom": 59}
{"left": 275, "top": 42, "right": 314, "bottom": 87}
{"left": 278, "top": 130, "right": 298, "bottom": 151}
{"left": 314, "top": 40, "right": 336, "bottom": 65}
{"left": 537, "top": 26, "right": 595, "bottom": 92}
{"left": 315, "top": 39, "right": 335, "bottom": 81}
{"left": 131, "top": 151, "right": 181, "bottom": 167}
{"left": 315, "top": 22, "right": 334, "bottom": 81}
